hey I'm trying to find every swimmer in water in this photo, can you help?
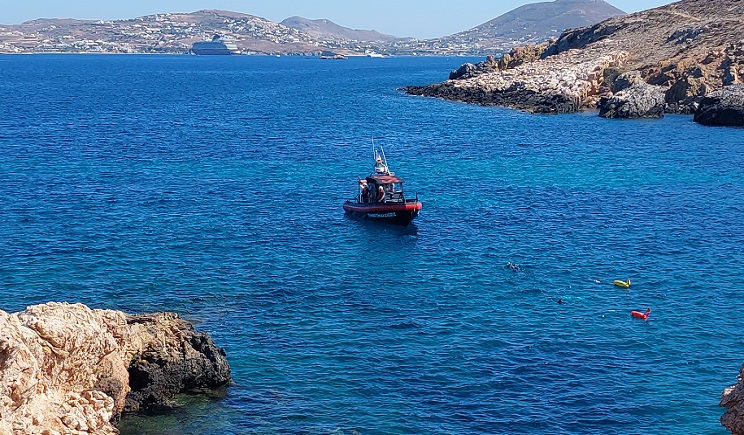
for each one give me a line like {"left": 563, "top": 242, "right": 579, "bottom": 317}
{"left": 504, "top": 262, "right": 521, "bottom": 272}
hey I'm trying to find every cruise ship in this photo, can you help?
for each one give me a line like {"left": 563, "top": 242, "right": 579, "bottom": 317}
{"left": 191, "top": 34, "right": 240, "bottom": 55}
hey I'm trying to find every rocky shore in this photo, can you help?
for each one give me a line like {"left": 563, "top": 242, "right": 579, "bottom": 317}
{"left": 722, "top": 362, "right": 744, "bottom": 434}
{"left": 407, "top": 44, "right": 627, "bottom": 114}
{"left": 0, "top": 303, "right": 231, "bottom": 434}
{"left": 405, "top": 0, "right": 744, "bottom": 122}
{"left": 694, "top": 84, "right": 744, "bottom": 127}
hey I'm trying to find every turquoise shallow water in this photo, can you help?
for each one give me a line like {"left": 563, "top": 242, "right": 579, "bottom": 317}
{"left": 1, "top": 55, "right": 743, "bottom": 434}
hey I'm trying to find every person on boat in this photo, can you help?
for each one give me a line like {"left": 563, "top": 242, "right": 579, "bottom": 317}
{"left": 359, "top": 180, "right": 369, "bottom": 203}
{"left": 377, "top": 185, "right": 385, "bottom": 202}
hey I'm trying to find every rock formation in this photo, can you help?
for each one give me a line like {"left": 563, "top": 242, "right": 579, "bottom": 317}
{"left": 406, "top": 0, "right": 744, "bottom": 117}
{"left": 721, "top": 362, "right": 744, "bottom": 434}
{"left": 598, "top": 81, "right": 667, "bottom": 118}
{"left": 693, "top": 84, "right": 744, "bottom": 126}
{"left": 0, "top": 302, "right": 231, "bottom": 434}
{"left": 407, "top": 42, "right": 627, "bottom": 114}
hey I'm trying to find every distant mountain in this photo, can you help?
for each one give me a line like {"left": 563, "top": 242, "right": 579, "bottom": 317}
{"left": 280, "top": 16, "right": 399, "bottom": 42}
{"left": 467, "top": 0, "right": 625, "bottom": 40}
{"left": 423, "top": 0, "right": 626, "bottom": 54}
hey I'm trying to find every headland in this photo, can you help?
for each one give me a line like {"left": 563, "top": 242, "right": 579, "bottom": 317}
{"left": 405, "top": 0, "right": 744, "bottom": 123}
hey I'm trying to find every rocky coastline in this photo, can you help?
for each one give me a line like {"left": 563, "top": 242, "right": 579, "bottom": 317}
{"left": 722, "top": 362, "right": 744, "bottom": 434}
{"left": 694, "top": 84, "right": 744, "bottom": 127}
{"left": 0, "top": 302, "right": 231, "bottom": 434}
{"left": 405, "top": 0, "right": 744, "bottom": 124}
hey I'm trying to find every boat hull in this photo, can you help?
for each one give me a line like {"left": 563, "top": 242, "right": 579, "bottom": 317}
{"left": 343, "top": 200, "right": 422, "bottom": 226}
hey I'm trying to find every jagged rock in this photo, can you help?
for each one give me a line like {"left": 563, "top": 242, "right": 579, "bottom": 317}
{"left": 124, "top": 313, "right": 231, "bottom": 412}
{"left": 541, "top": 21, "right": 626, "bottom": 58}
{"left": 721, "top": 362, "right": 744, "bottom": 434}
{"left": 694, "top": 84, "right": 744, "bottom": 126}
{"left": 599, "top": 83, "right": 666, "bottom": 118}
{"left": 663, "top": 73, "right": 709, "bottom": 114}
{"left": 449, "top": 63, "right": 477, "bottom": 80}
{"left": 501, "top": 43, "right": 549, "bottom": 69}
{"left": 0, "top": 303, "right": 231, "bottom": 434}
{"left": 448, "top": 45, "right": 551, "bottom": 81}
{"left": 449, "top": 55, "right": 501, "bottom": 80}
{"left": 611, "top": 71, "right": 645, "bottom": 93}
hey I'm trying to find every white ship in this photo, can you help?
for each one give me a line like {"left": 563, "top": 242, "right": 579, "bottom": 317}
{"left": 191, "top": 34, "right": 240, "bottom": 55}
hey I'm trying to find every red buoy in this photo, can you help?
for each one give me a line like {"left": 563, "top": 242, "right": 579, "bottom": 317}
{"left": 631, "top": 308, "right": 651, "bottom": 320}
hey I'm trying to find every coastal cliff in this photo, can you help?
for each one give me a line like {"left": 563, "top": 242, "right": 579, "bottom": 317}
{"left": 405, "top": 0, "right": 744, "bottom": 116}
{"left": 0, "top": 303, "right": 231, "bottom": 434}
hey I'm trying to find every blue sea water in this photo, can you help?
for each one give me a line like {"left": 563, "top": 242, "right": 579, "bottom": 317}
{"left": 0, "top": 54, "right": 743, "bottom": 434}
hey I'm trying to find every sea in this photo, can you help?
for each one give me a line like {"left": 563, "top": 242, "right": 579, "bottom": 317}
{"left": 0, "top": 54, "right": 742, "bottom": 435}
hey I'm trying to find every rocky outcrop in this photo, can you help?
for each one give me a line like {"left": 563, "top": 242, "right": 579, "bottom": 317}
{"left": 407, "top": 0, "right": 744, "bottom": 115}
{"left": 0, "top": 303, "right": 231, "bottom": 434}
{"left": 610, "top": 70, "right": 645, "bottom": 93}
{"left": 406, "top": 42, "right": 627, "bottom": 114}
{"left": 693, "top": 84, "right": 744, "bottom": 126}
{"left": 721, "top": 362, "right": 744, "bottom": 434}
{"left": 599, "top": 80, "right": 666, "bottom": 118}
{"left": 544, "top": 1, "right": 744, "bottom": 113}
{"left": 124, "top": 313, "right": 231, "bottom": 412}
{"left": 449, "top": 55, "right": 499, "bottom": 80}
{"left": 447, "top": 47, "right": 550, "bottom": 80}
{"left": 406, "top": 80, "right": 580, "bottom": 114}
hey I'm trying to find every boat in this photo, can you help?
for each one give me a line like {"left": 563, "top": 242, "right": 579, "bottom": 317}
{"left": 191, "top": 34, "right": 240, "bottom": 55}
{"left": 343, "top": 144, "right": 422, "bottom": 226}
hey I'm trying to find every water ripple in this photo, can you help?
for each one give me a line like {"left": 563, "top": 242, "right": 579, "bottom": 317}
{"left": 0, "top": 55, "right": 741, "bottom": 435}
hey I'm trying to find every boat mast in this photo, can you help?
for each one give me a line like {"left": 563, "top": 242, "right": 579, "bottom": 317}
{"left": 370, "top": 136, "right": 392, "bottom": 175}
{"left": 371, "top": 136, "right": 377, "bottom": 166}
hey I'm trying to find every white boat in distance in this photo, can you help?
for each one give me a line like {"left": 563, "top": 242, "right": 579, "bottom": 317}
{"left": 192, "top": 34, "right": 240, "bottom": 55}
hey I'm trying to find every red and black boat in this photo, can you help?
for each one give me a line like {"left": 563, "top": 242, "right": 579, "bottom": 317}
{"left": 343, "top": 146, "right": 422, "bottom": 226}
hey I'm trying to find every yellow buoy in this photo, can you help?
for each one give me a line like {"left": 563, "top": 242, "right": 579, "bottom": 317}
{"left": 613, "top": 279, "right": 631, "bottom": 289}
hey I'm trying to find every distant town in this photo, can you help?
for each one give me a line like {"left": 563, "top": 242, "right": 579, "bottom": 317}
{"left": 0, "top": 11, "right": 512, "bottom": 56}
{"left": 0, "top": 2, "right": 626, "bottom": 56}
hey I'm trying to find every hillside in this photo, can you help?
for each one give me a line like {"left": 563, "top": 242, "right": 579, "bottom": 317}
{"left": 0, "top": 9, "right": 376, "bottom": 55}
{"left": 544, "top": 0, "right": 742, "bottom": 72}
{"left": 456, "top": 0, "right": 624, "bottom": 46}
{"left": 280, "top": 16, "right": 399, "bottom": 42}
{"left": 405, "top": 0, "right": 744, "bottom": 114}
{"left": 414, "top": 0, "right": 626, "bottom": 55}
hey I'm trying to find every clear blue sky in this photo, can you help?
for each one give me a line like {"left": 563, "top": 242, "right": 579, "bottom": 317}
{"left": 2, "top": 0, "right": 675, "bottom": 39}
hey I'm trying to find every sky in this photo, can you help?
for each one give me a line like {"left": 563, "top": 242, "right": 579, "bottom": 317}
{"left": 2, "top": 0, "right": 676, "bottom": 39}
